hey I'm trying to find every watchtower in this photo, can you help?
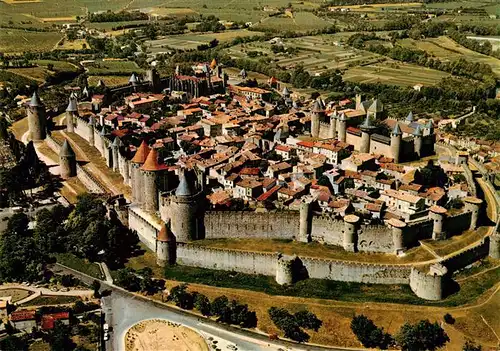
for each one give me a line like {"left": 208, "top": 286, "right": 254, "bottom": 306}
{"left": 65, "top": 96, "right": 78, "bottom": 133}
{"left": 337, "top": 112, "right": 347, "bottom": 142}
{"left": 141, "top": 148, "right": 167, "bottom": 213}
{"left": 329, "top": 111, "right": 337, "bottom": 139}
{"left": 156, "top": 222, "right": 177, "bottom": 266}
{"left": 169, "top": 169, "right": 202, "bottom": 242}
{"left": 310, "top": 100, "right": 323, "bottom": 138}
{"left": 430, "top": 205, "right": 447, "bottom": 240}
{"left": 359, "top": 115, "right": 376, "bottom": 154}
{"left": 390, "top": 123, "right": 402, "bottom": 163}
{"left": 27, "top": 91, "right": 46, "bottom": 141}
{"left": 130, "top": 141, "right": 151, "bottom": 206}
{"left": 59, "top": 139, "right": 76, "bottom": 178}
{"left": 413, "top": 125, "right": 423, "bottom": 157}
{"left": 343, "top": 214, "right": 359, "bottom": 252}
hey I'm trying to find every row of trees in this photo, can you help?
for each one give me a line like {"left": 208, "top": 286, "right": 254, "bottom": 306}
{"left": 168, "top": 284, "right": 257, "bottom": 328}
{"left": 268, "top": 307, "right": 322, "bottom": 343}
{"left": 351, "top": 315, "right": 449, "bottom": 350}
{"left": 88, "top": 10, "right": 149, "bottom": 23}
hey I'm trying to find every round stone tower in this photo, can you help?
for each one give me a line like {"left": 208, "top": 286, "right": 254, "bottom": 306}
{"left": 275, "top": 254, "right": 296, "bottom": 285}
{"left": 410, "top": 263, "right": 449, "bottom": 301}
{"left": 343, "top": 214, "right": 359, "bottom": 252}
{"left": 430, "top": 205, "right": 447, "bottom": 240}
{"left": 489, "top": 218, "right": 500, "bottom": 259}
{"left": 310, "top": 100, "right": 323, "bottom": 138}
{"left": 65, "top": 96, "right": 78, "bottom": 133}
{"left": 169, "top": 169, "right": 202, "bottom": 242}
{"left": 27, "top": 91, "right": 46, "bottom": 141}
{"left": 88, "top": 116, "right": 95, "bottom": 146}
{"left": 329, "top": 111, "right": 337, "bottom": 139}
{"left": 298, "top": 201, "right": 311, "bottom": 243}
{"left": 359, "top": 115, "right": 376, "bottom": 154}
{"left": 464, "top": 196, "right": 483, "bottom": 231}
{"left": 387, "top": 218, "right": 406, "bottom": 254}
{"left": 390, "top": 122, "right": 402, "bottom": 163}
{"left": 59, "top": 139, "right": 77, "bottom": 178}
{"left": 111, "top": 137, "right": 121, "bottom": 172}
{"left": 337, "top": 112, "right": 347, "bottom": 142}
{"left": 156, "top": 222, "right": 177, "bottom": 267}
{"left": 413, "top": 125, "right": 423, "bottom": 157}
{"left": 130, "top": 140, "right": 151, "bottom": 206}
{"left": 141, "top": 148, "right": 168, "bottom": 213}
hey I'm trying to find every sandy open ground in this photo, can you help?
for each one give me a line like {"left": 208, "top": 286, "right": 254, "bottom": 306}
{"left": 125, "top": 319, "right": 209, "bottom": 351}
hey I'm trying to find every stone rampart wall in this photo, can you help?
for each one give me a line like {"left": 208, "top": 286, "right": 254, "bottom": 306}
{"left": 445, "top": 211, "right": 472, "bottom": 236}
{"left": 310, "top": 215, "right": 344, "bottom": 246}
{"left": 176, "top": 244, "right": 412, "bottom": 284}
{"left": 128, "top": 206, "right": 159, "bottom": 252}
{"left": 204, "top": 211, "right": 300, "bottom": 240}
{"left": 45, "top": 135, "right": 106, "bottom": 193}
{"left": 177, "top": 244, "right": 277, "bottom": 275}
{"left": 441, "top": 238, "right": 490, "bottom": 272}
{"left": 358, "top": 224, "right": 393, "bottom": 253}
{"left": 74, "top": 116, "right": 91, "bottom": 143}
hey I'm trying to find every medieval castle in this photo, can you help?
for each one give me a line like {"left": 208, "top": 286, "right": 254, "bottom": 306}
{"left": 25, "top": 67, "right": 500, "bottom": 302}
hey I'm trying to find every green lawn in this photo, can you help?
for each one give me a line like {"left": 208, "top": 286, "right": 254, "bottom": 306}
{"left": 54, "top": 253, "right": 104, "bottom": 280}
{"left": 253, "top": 12, "right": 334, "bottom": 32}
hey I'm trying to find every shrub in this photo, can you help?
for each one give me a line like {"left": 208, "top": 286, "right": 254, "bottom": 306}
{"left": 443, "top": 313, "right": 455, "bottom": 324}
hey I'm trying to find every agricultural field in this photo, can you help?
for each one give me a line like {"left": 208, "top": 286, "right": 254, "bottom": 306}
{"left": 0, "top": 28, "right": 62, "bottom": 54}
{"left": 6, "top": 60, "right": 79, "bottom": 82}
{"left": 87, "top": 75, "right": 131, "bottom": 87}
{"left": 398, "top": 36, "right": 500, "bottom": 77}
{"left": 54, "top": 38, "right": 90, "bottom": 50}
{"left": 252, "top": 12, "right": 334, "bottom": 32}
{"left": 145, "top": 29, "right": 264, "bottom": 52}
{"left": 86, "top": 20, "right": 151, "bottom": 31}
{"left": 227, "top": 35, "right": 381, "bottom": 75}
{"left": 85, "top": 60, "right": 144, "bottom": 76}
{"left": 344, "top": 60, "right": 449, "bottom": 87}
{"left": 328, "top": 2, "right": 423, "bottom": 12}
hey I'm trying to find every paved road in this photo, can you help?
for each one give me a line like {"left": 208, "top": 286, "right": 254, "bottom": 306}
{"left": 51, "top": 264, "right": 355, "bottom": 351}
{"left": 0, "top": 283, "right": 93, "bottom": 304}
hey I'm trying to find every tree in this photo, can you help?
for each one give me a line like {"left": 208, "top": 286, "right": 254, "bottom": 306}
{"left": 396, "top": 320, "right": 449, "bottom": 351}
{"left": 0, "top": 335, "right": 28, "bottom": 351}
{"left": 48, "top": 321, "right": 75, "bottom": 351}
{"left": 168, "top": 284, "right": 194, "bottom": 309}
{"left": 443, "top": 313, "right": 455, "bottom": 324}
{"left": 294, "top": 310, "right": 322, "bottom": 331}
{"left": 463, "top": 340, "right": 481, "bottom": 351}
{"left": 350, "top": 315, "right": 392, "bottom": 349}
{"left": 211, "top": 295, "right": 229, "bottom": 316}
{"left": 193, "top": 293, "right": 211, "bottom": 316}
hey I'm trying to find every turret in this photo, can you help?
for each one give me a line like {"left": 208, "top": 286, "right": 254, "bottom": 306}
{"left": 310, "top": 100, "right": 323, "bottom": 138}
{"left": 387, "top": 218, "right": 406, "bottom": 254}
{"left": 27, "top": 91, "right": 46, "bottom": 141}
{"left": 282, "top": 86, "right": 290, "bottom": 98}
{"left": 390, "top": 122, "right": 402, "bottom": 163}
{"left": 59, "top": 139, "right": 76, "bottom": 178}
{"left": 337, "top": 112, "right": 347, "bottom": 142}
{"left": 88, "top": 116, "right": 95, "bottom": 146}
{"left": 298, "top": 201, "right": 311, "bottom": 243}
{"left": 111, "top": 137, "right": 121, "bottom": 172}
{"left": 145, "top": 68, "right": 160, "bottom": 92}
{"left": 367, "top": 99, "right": 383, "bottom": 119}
{"left": 65, "top": 96, "right": 78, "bottom": 133}
{"left": 329, "top": 111, "right": 337, "bottom": 139}
{"left": 129, "top": 73, "right": 139, "bottom": 90}
{"left": 169, "top": 169, "right": 202, "bottom": 242}
{"left": 343, "top": 214, "right": 359, "bottom": 252}
{"left": 405, "top": 111, "right": 414, "bottom": 124}
{"left": 410, "top": 264, "right": 449, "bottom": 301}
{"left": 156, "top": 222, "right": 176, "bottom": 266}
{"left": 464, "top": 197, "right": 482, "bottom": 230}
{"left": 359, "top": 115, "right": 376, "bottom": 154}
{"left": 275, "top": 254, "right": 297, "bottom": 285}
{"left": 130, "top": 141, "right": 151, "bottom": 206}
{"left": 140, "top": 148, "right": 167, "bottom": 213}
{"left": 489, "top": 218, "right": 500, "bottom": 259}
{"left": 413, "top": 124, "right": 423, "bottom": 157}
{"left": 430, "top": 205, "right": 447, "bottom": 240}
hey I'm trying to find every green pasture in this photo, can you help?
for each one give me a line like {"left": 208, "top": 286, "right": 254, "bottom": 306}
{"left": 85, "top": 60, "right": 144, "bottom": 75}
{"left": 253, "top": 12, "right": 334, "bottom": 32}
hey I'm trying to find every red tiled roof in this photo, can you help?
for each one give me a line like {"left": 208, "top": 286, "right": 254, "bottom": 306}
{"left": 131, "top": 140, "right": 151, "bottom": 164}
{"left": 257, "top": 185, "right": 282, "bottom": 201}
{"left": 41, "top": 312, "right": 70, "bottom": 330}
{"left": 10, "top": 310, "right": 36, "bottom": 322}
{"left": 141, "top": 148, "right": 168, "bottom": 171}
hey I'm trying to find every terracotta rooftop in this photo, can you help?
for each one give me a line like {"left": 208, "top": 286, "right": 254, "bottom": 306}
{"left": 141, "top": 148, "right": 168, "bottom": 172}
{"left": 10, "top": 310, "right": 36, "bottom": 322}
{"left": 157, "top": 223, "right": 175, "bottom": 242}
{"left": 131, "top": 140, "right": 151, "bottom": 164}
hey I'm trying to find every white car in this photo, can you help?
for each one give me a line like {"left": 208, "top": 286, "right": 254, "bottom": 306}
{"left": 103, "top": 323, "right": 109, "bottom": 332}
{"left": 104, "top": 332, "right": 109, "bottom": 341}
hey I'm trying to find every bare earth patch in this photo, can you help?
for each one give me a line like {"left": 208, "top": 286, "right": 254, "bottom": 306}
{"left": 125, "top": 319, "right": 209, "bottom": 351}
